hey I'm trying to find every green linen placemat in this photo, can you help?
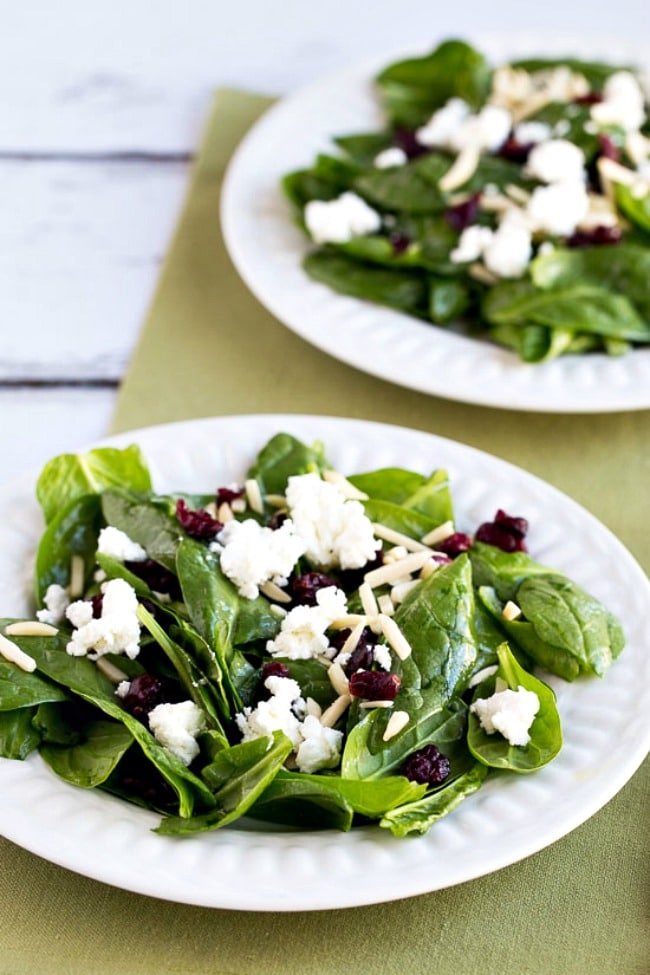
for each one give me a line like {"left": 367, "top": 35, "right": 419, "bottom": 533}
{"left": 1, "top": 91, "right": 648, "bottom": 975}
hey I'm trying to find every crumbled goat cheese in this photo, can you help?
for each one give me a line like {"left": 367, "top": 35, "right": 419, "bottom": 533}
{"left": 236, "top": 674, "right": 305, "bottom": 747}
{"left": 591, "top": 71, "right": 646, "bottom": 132}
{"left": 483, "top": 212, "right": 533, "bottom": 278}
{"left": 217, "top": 517, "right": 306, "bottom": 599}
{"left": 266, "top": 586, "right": 348, "bottom": 661}
{"left": 513, "top": 120, "right": 552, "bottom": 145}
{"left": 471, "top": 684, "right": 540, "bottom": 746}
{"left": 36, "top": 583, "right": 70, "bottom": 625}
{"left": 450, "top": 225, "right": 495, "bottom": 264}
{"left": 526, "top": 139, "right": 586, "bottom": 183}
{"left": 65, "top": 578, "right": 141, "bottom": 660}
{"left": 373, "top": 644, "right": 392, "bottom": 671}
{"left": 295, "top": 714, "right": 344, "bottom": 773}
{"left": 97, "top": 526, "right": 147, "bottom": 562}
{"left": 417, "top": 99, "right": 510, "bottom": 153}
{"left": 374, "top": 146, "right": 408, "bottom": 168}
{"left": 527, "top": 180, "right": 589, "bottom": 236}
{"left": 148, "top": 700, "right": 206, "bottom": 765}
{"left": 304, "top": 191, "right": 381, "bottom": 244}
{"left": 286, "top": 472, "right": 377, "bottom": 570}
{"left": 115, "top": 680, "right": 131, "bottom": 699}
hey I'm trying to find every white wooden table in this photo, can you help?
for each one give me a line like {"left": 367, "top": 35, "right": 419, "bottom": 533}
{"left": 2, "top": 0, "right": 647, "bottom": 485}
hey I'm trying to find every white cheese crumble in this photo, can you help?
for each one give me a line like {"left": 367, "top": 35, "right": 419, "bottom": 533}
{"left": 450, "top": 225, "right": 495, "bottom": 264}
{"left": 286, "top": 472, "right": 377, "bottom": 570}
{"left": 217, "top": 517, "right": 306, "bottom": 600}
{"left": 526, "top": 180, "right": 590, "bottom": 236}
{"left": 236, "top": 674, "right": 305, "bottom": 747}
{"left": 65, "top": 578, "right": 141, "bottom": 660}
{"left": 373, "top": 644, "right": 392, "bottom": 671}
{"left": 482, "top": 211, "right": 532, "bottom": 278}
{"left": 96, "top": 526, "right": 147, "bottom": 562}
{"left": 513, "top": 120, "right": 552, "bottom": 145}
{"left": 416, "top": 97, "right": 470, "bottom": 148}
{"left": 36, "top": 583, "right": 70, "bottom": 626}
{"left": 304, "top": 191, "right": 381, "bottom": 244}
{"left": 591, "top": 71, "right": 646, "bottom": 132}
{"left": 470, "top": 684, "right": 540, "bottom": 746}
{"left": 266, "top": 586, "right": 348, "bottom": 661}
{"left": 526, "top": 139, "right": 586, "bottom": 184}
{"left": 417, "top": 98, "right": 511, "bottom": 153}
{"left": 148, "top": 700, "right": 206, "bottom": 765}
{"left": 374, "top": 146, "right": 408, "bottom": 169}
{"left": 294, "top": 714, "right": 343, "bottom": 773}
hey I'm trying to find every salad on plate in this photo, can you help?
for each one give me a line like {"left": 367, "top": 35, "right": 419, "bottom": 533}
{"left": 282, "top": 39, "right": 650, "bottom": 362}
{"left": 0, "top": 432, "right": 624, "bottom": 837}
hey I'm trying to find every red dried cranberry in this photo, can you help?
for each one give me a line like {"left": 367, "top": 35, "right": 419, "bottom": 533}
{"left": 349, "top": 670, "right": 401, "bottom": 701}
{"left": 330, "top": 626, "right": 376, "bottom": 675}
{"left": 268, "top": 510, "right": 288, "bottom": 530}
{"left": 498, "top": 137, "right": 535, "bottom": 163}
{"left": 574, "top": 91, "right": 604, "bottom": 105}
{"left": 434, "top": 532, "right": 473, "bottom": 558}
{"left": 216, "top": 486, "right": 245, "bottom": 506}
{"left": 393, "top": 127, "right": 429, "bottom": 159}
{"left": 125, "top": 558, "right": 181, "bottom": 598}
{"left": 401, "top": 744, "right": 451, "bottom": 785}
{"left": 476, "top": 509, "right": 528, "bottom": 552}
{"left": 597, "top": 133, "right": 620, "bottom": 162}
{"left": 389, "top": 232, "right": 411, "bottom": 255}
{"left": 290, "top": 572, "right": 338, "bottom": 606}
{"left": 445, "top": 192, "right": 481, "bottom": 231}
{"left": 89, "top": 594, "right": 104, "bottom": 618}
{"left": 262, "top": 660, "right": 290, "bottom": 680}
{"left": 121, "top": 674, "right": 164, "bottom": 720}
{"left": 567, "top": 225, "right": 623, "bottom": 248}
{"left": 175, "top": 498, "right": 222, "bottom": 540}
{"left": 338, "top": 547, "right": 384, "bottom": 591}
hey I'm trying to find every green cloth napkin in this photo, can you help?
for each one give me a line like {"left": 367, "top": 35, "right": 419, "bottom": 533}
{"left": 2, "top": 91, "right": 648, "bottom": 975}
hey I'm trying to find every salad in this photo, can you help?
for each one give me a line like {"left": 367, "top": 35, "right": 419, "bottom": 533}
{"left": 0, "top": 433, "right": 624, "bottom": 837}
{"left": 282, "top": 39, "right": 650, "bottom": 362}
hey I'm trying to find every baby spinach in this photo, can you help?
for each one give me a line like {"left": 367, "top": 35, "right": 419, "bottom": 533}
{"left": 40, "top": 719, "right": 134, "bottom": 789}
{"left": 247, "top": 431, "right": 328, "bottom": 495}
{"left": 35, "top": 494, "right": 104, "bottom": 605}
{"left": 303, "top": 250, "right": 430, "bottom": 317}
{"left": 380, "top": 762, "right": 488, "bottom": 837}
{"left": 467, "top": 643, "right": 562, "bottom": 772}
{"left": 101, "top": 489, "right": 184, "bottom": 571}
{"left": 0, "top": 707, "right": 42, "bottom": 760}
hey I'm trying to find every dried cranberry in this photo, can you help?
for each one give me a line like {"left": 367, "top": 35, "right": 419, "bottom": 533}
{"left": 389, "top": 232, "right": 411, "bottom": 255}
{"left": 434, "top": 532, "right": 472, "bottom": 558}
{"left": 125, "top": 558, "right": 181, "bottom": 598}
{"left": 89, "top": 594, "right": 103, "bottom": 618}
{"left": 262, "top": 660, "right": 290, "bottom": 680}
{"left": 216, "top": 486, "right": 245, "bottom": 506}
{"left": 120, "top": 674, "right": 164, "bottom": 720}
{"left": 338, "top": 547, "right": 384, "bottom": 592}
{"left": 574, "top": 91, "right": 604, "bottom": 105}
{"left": 401, "top": 744, "right": 451, "bottom": 785}
{"left": 567, "top": 225, "right": 623, "bottom": 248}
{"left": 498, "top": 137, "right": 535, "bottom": 163}
{"left": 268, "top": 510, "right": 288, "bottom": 530}
{"left": 445, "top": 193, "right": 481, "bottom": 231}
{"left": 349, "top": 670, "right": 401, "bottom": 701}
{"left": 597, "top": 133, "right": 620, "bottom": 161}
{"left": 290, "top": 571, "right": 338, "bottom": 606}
{"left": 330, "top": 626, "right": 376, "bottom": 675}
{"left": 476, "top": 509, "right": 528, "bottom": 552}
{"left": 393, "top": 127, "right": 429, "bottom": 160}
{"left": 175, "top": 498, "right": 222, "bottom": 540}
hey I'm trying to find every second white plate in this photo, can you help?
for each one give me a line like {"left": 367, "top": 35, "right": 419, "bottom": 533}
{"left": 221, "top": 35, "right": 650, "bottom": 413}
{"left": 0, "top": 415, "right": 648, "bottom": 910}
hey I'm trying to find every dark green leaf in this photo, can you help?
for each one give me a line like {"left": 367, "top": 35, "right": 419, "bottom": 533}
{"left": 35, "top": 494, "right": 103, "bottom": 604}
{"left": 40, "top": 719, "right": 134, "bottom": 788}
{"left": 380, "top": 761, "right": 488, "bottom": 836}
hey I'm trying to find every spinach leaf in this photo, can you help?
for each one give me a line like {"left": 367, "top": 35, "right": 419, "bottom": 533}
{"left": 36, "top": 445, "right": 151, "bottom": 526}
{"left": 0, "top": 658, "right": 69, "bottom": 710}
{"left": 430, "top": 278, "right": 472, "bottom": 323}
{"left": 614, "top": 184, "right": 650, "bottom": 234}
{"left": 509, "top": 56, "right": 635, "bottom": 89}
{"left": 35, "top": 494, "right": 103, "bottom": 604}
{"left": 354, "top": 154, "right": 451, "bottom": 213}
{"left": 361, "top": 497, "right": 438, "bottom": 539}
{"left": 247, "top": 432, "right": 328, "bottom": 495}
{"left": 304, "top": 250, "right": 430, "bottom": 317}
{"left": 101, "top": 489, "right": 184, "bottom": 571}
{"left": 334, "top": 131, "right": 394, "bottom": 166}
{"left": 157, "top": 731, "right": 292, "bottom": 834}
{"left": 0, "top": 707, "right": 42, "bottom": 759}
{"left": 469, "top": 541, "right": 568, "bottom": 600}
{"left": 380, "top": 762, "right": 488, "bottom": 836}
{"left": 376, "top": 39, "right": 491, "bottom": 127}
{"left": 467, "top": 642, "right": 562, "bottom": 772}
{"left": 40, "top": 719, "right": 134, "bottom": 788}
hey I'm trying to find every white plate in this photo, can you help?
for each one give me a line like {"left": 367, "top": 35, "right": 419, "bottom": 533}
{"left": 221, "top": 35, "right": 650, "bottom": 413}
{"left": 0, "top": 414, "right": 648, "bottom": 910}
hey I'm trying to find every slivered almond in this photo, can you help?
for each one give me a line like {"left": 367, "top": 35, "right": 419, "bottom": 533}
{"left": 0, "top": 633, "right": 36, "bottom": 673}
{"left": 339, "top": 620, "right": 367, "bottom": 657}
{"left": 320, "top": 693, "right": 351, "bottom": 727}
{"left": 502, "top": 600, "right": 522, "bottom": 621}
{"left": 204, "top": 501, "right": 218, "bottom": 518}
{"left": 504, "top": 183, "right": 531, "bottom": 205}
{"left": 378, "top": 614, "right": 412, "bottom": 661}
{"left": 328, "top": 661, "right": 349, "bottom": 696}
{"left": 439, "top": 145, "right": 480, "bottom": 192}
{"left": 230, "top": 497, "right": 247, "bottom": 514}
{"left": 244, "top": 478, "right": 264, "bottom": 514}
{"left": 391, "top": 580, "right": 420, "bottom": 604}
{"left": 69, "top": 554, "right": 85, "bottom": 599}
{"left": 419, "top": 559, "right": 439, "bottom": 580}
{"left": 383, "top": 545, "right": 408, "bottom": 563}
{"left": 421, "top": 520, "right": 455, "bottom": 547}
{"left": 5, "top": 621, "right": 58, "bottom": 637}
{"left": 322, "top": 470, "right": 368, "bottom": 500}
{"left": 329, "top": 614, "right": 369, "bottom": 630}
{"left": 382, "top": 710, "right": 410, "bottom": 741}
{"left": 377, "top": 594, "right": 395, "bottom": 617}
{"left": 269, "top": 604, "right": 288, "bottom": 618}
{"left": 468, "top": 262, "right": 499, "bottom": 286}
{"left": 95, "top": 657, "right": 129, "bottom": 683}
{"left": 359, "top": 699, "right": 395, "bottom": 710}
{"left": 359, "top": 581, "right": 379, "bottom": 619}
{"left": 372, "top": 523, "right": 432, "bottom": 553}
{"left": 364, "top": 551, "right": 433, "bottom": 588}
{"left": 265, "top": 494, "right": 287, "bottom": 508}
{"left": 217, "top": 502, "right": 234, "bottom": 523}
{"left": 259, "top": 580, "right": 292, "bottom": 604}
